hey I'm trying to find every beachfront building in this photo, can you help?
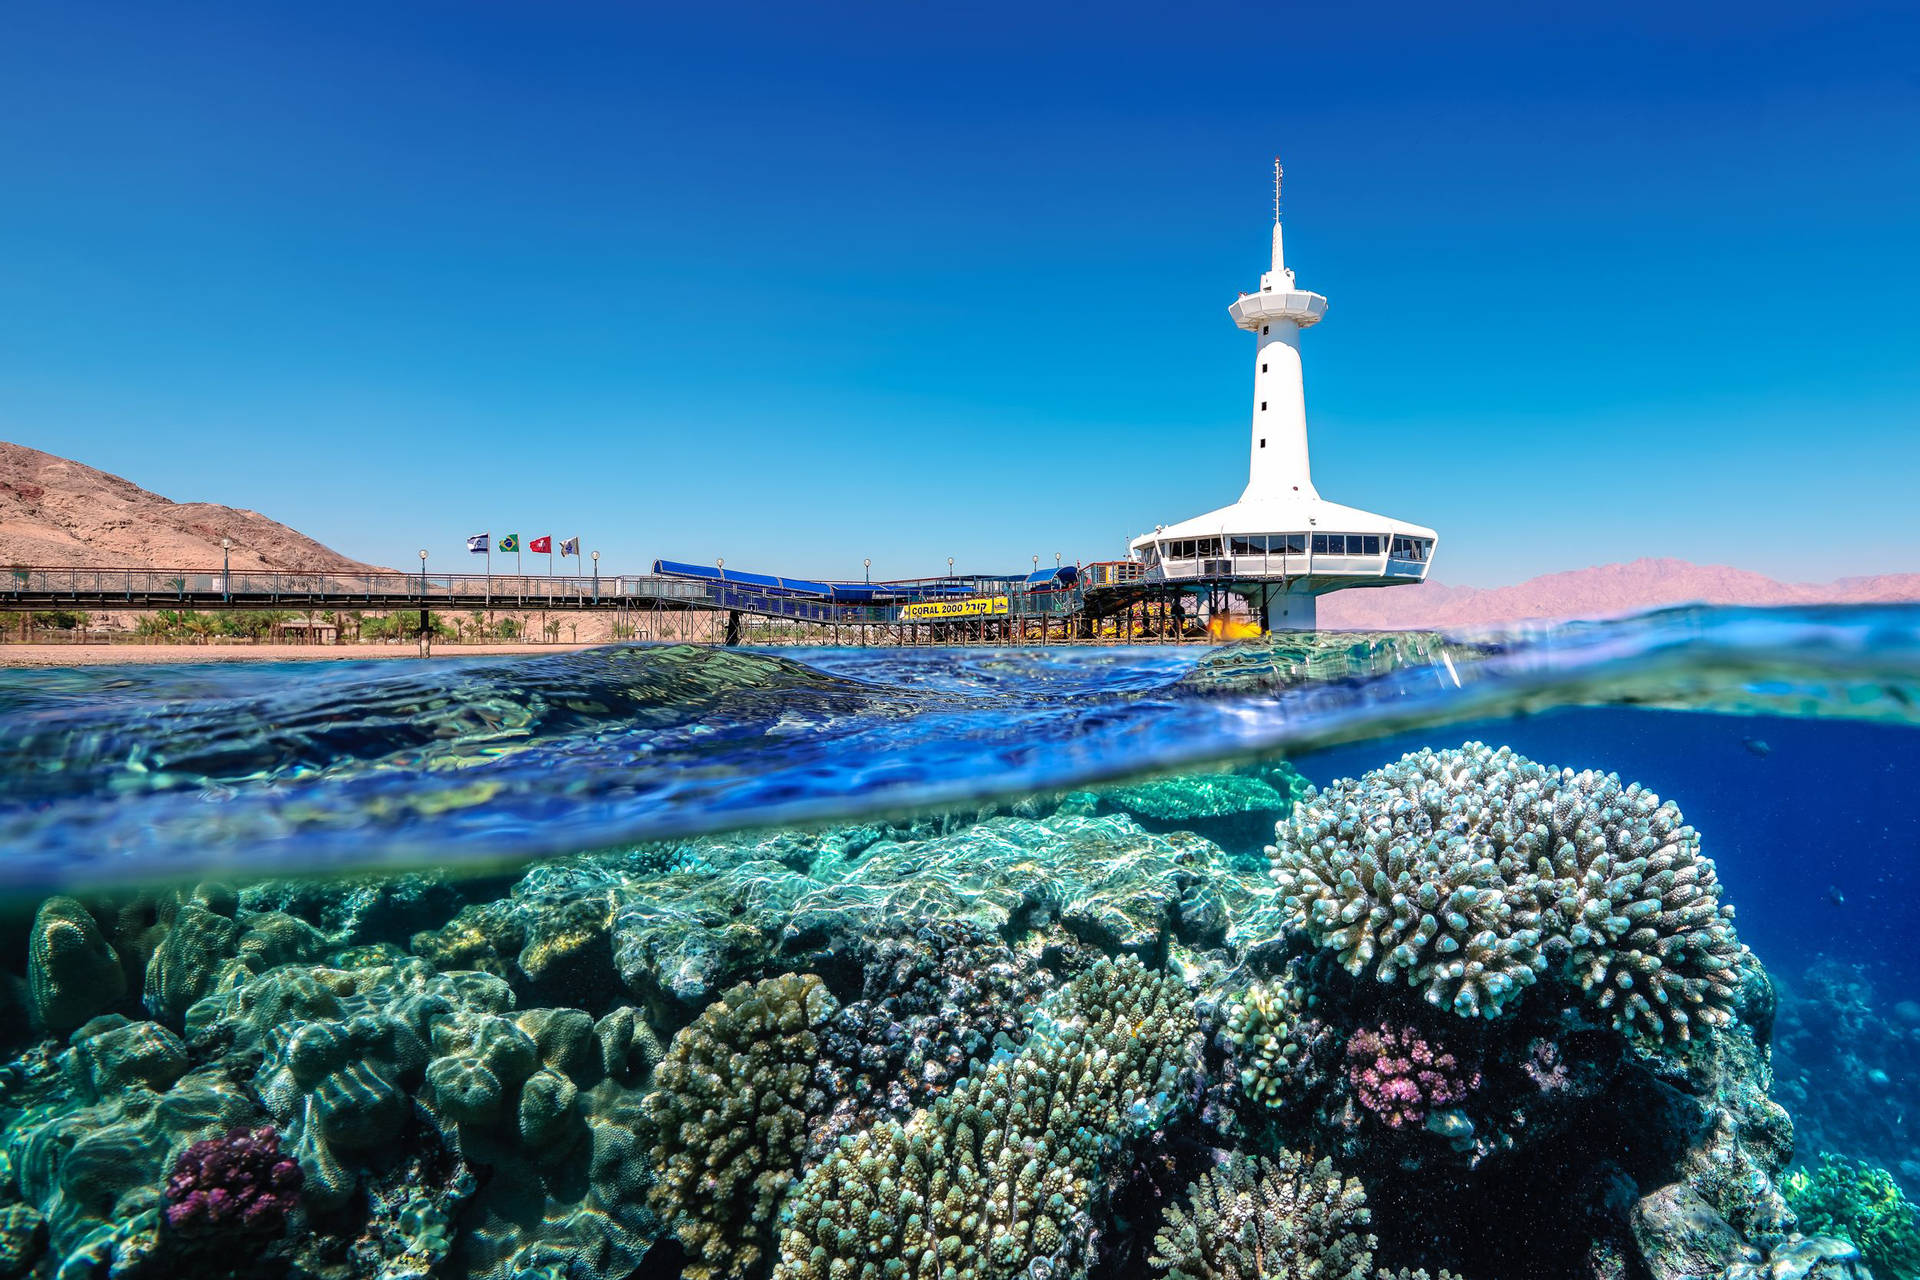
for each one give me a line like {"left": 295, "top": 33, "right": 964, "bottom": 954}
{"left": 1128, "top": 162, "right": 1437, "bottom": 630}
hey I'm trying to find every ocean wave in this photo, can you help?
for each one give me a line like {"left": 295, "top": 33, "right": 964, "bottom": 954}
{"left": 1, "top": 604, "right": 1915, "bottom": 894}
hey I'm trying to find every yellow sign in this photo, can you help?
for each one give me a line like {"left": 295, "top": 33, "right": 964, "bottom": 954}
{"left": 902, "top": 595, "right": 1010, "bottom": 621}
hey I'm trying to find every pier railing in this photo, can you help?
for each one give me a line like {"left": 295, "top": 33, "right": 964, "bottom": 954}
{"left": 1, "top": 565, "right": 1088, "bottom": 628}
{"left": 3, "top": 566, "right": 708, "bottom": 607}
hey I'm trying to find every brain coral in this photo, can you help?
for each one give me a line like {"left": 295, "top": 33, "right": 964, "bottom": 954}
{"left": 4, "top": 1018, "right": 258, "bottom": 1273}
{"left": 643, "top": 972, "right": 836, "bottom": 1280}
{"left": 773, "top": 955, "right": 1198, "bottom": 1280}
{"left": 1268, "top": 743, "right": 1746, "bottom": 1041}
{"left": 183, "top": 956, "right": 658, "bottom": 1280}
{"left": 27, "top": 897, "right": 127, "bottom": 1034}
{"left": 1149, "top": 1149, "right": 1375, "bottom": 1280}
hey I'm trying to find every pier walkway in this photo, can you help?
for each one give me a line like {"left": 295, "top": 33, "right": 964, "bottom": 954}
{"left": 0, "top": 565, "right": 1135, "bottom": 643}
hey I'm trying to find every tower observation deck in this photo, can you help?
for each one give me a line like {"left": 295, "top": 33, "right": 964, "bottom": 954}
{"left": 1127, "top": 160, "right": 1437, "bottom": 630}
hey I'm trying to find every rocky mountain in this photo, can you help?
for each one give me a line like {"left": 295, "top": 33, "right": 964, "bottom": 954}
{"left": 0, "top": 441, "right": 382, "bottom": 573}
{"left": 1317, "top": 556, "right": 1920, "bottom": 630}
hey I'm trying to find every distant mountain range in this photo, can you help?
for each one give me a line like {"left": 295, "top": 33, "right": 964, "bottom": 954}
{"left": 5, "top": 441, "right": 1914, "bottom": 622}
{"left": 1318, "top": 557, "right": 1920, "bottom": 629}
{"left": 0, "top": 441, "right": 380, "bottom": 573}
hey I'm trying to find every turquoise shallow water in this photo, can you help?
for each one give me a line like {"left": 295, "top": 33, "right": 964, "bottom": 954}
{"left": 0, "top": 605, "right": 1916, "bottom": 1280}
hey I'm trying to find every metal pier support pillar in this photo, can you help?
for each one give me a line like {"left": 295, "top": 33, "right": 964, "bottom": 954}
{"left": 724, "top": 610, "right": 742, "bottom": 646}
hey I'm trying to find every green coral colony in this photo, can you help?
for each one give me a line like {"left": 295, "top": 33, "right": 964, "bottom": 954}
{"left": 0, "top": 743, "right": 1900, "bottom": 1280}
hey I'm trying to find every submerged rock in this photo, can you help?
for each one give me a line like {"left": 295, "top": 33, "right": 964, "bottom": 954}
{"left": 1631, "top": 1182, "right": 1747, "bottom": 1280}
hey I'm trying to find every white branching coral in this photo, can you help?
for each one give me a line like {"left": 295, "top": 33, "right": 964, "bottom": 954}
{"left": 1267, "top": 743, "right": 1745, "bottom": 1042}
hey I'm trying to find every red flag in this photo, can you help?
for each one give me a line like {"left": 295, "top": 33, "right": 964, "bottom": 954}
{"left": 528, "top": 535, "right": 552, "bottom": 554}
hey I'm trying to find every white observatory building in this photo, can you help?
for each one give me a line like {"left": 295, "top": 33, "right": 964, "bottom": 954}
{"left": 1129, "top": 162, "right": 1436, "bottom": 630}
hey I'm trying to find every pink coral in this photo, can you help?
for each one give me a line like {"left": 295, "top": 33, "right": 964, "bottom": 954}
{"left": 1344, "top": 1023, "right": 1480, "bottom": 1128}
{"left": 164, "top": 1125, "right": 303, "bottom": 1237}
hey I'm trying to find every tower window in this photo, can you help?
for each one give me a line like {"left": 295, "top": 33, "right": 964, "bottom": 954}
{"left": 1260, "top": 438, "right": 1266, "bottom": 448}
{"left": 1260, "top": 401, "right": 1267, "bottom": 410}
{"left": 1262, "top": 325, "right": 1269, "bottom": 334}
{"left": 1261, "top": 363, "right": 1268, "bottom": 372}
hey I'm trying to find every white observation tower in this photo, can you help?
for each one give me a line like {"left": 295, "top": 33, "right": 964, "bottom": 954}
{"left": 1128, "top": 160, "right": 1437, "bottom": 630}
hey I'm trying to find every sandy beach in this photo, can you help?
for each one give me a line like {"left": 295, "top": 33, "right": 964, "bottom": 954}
{"left": 0, "top": 642, "right": 605, "bottom": 667}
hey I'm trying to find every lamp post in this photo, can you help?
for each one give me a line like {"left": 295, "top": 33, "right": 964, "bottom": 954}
{"left": 418, "top": 549, "right": 431, "bottom": 653}
{"left": 947, "top": 557, "right": 954, "bottom": 581}
{"left": 1055, "top": 552, "right": 1062, "bottom": 570}
{"left": 591, "top": 550, "right": 599, "bottom": 603}
{"left": 1032, "top": 555, "right": 1039, "bottom": 574}
{"left": 864, "top": 558, "right": 871, "bottom": 584}
{"left": 221, "top": 537, "right": 232, "bottom": 601}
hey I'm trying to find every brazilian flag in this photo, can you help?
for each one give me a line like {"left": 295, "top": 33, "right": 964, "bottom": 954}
{"left": 498, "top": 534, "right": 521, "bottom": 553}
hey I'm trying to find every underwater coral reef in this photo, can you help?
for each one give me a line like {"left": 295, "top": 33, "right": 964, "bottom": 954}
{"left": 0, "top": 746, "right": 1886, "bottom": 1280}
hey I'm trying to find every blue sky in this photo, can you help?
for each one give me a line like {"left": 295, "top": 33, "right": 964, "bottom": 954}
{"left": 2, "top": 1, "right": 1916, "bottom": 585}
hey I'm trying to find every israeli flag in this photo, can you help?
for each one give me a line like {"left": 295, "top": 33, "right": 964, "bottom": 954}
{"left": 559, "top": 536, "right": 580, "bottom": 557}
{"left": 467, "top": 534, "right": 490, "bottom": 554}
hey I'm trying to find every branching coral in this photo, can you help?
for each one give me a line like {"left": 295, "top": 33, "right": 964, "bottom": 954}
{"left": 163, "top": 1124, "right": 304, "bottom": 1237}
{"left": 811, "top": 920, "right": 1061, "bottom": 1158}
{"left": 1225, "top": 976, "right": 1338, "bottom": 1112}
{"left": 1268, "top": 743, "right": 1746, "bottom": 1042}
{"left": 1343, "top": 1024, "right": 1479, "bottom": 1130}
{"left": 1783, "top": 1154, "right": 1920, "bottom": 1280}
{"left": 773, "top": 955, "right": 1198, "bottom": 1280}
{"left": 643, "top": 972, "right": 836, "bottom": 1280}
{"left": 1148, "top": 1149, "right": 1375, "bottom": 1280}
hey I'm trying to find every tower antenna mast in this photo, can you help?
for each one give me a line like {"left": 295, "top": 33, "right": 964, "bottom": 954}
{"left": 1273, "top": 157, "right": 1283, "bottom": 222}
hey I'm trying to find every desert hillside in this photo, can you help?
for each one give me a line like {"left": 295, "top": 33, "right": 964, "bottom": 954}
{"left": 0, "top": 441, "right": 382, "bottom": 573}
{"left": 1318, "top": 556, "right": 1920, "bottom": 629}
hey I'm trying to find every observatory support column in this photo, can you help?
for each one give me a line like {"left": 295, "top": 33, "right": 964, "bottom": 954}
{"left": 1262, "top": 582, "right": 1317, "bottom": 632}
